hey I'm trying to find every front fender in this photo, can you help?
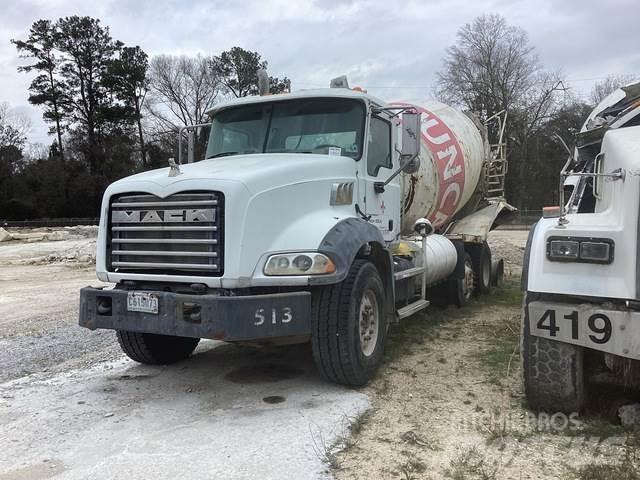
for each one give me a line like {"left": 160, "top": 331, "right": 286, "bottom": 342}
{"left": 313, "top": 217, "right": 385, "bottom": 284}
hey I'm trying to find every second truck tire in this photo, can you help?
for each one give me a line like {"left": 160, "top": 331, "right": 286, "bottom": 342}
{"left": 116, "top": 330, "right": 200, "bottom": 365}
{"left": 311, "top": 259, "right": 387, "bottom": 387}
{"left": 521, "top": 293, "right": 586, "bottom": 412}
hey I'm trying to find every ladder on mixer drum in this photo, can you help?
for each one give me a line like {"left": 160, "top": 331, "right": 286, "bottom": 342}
{"left": 485, "top": 142, "right": 508, "bottom": 200}
{"left": 483, "top": 109, "right": 509, "bottom": 201}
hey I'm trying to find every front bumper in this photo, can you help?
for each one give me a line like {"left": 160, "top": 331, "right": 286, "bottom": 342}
{"left": 527, "top": 299, "right": 640, "bottom": 360}
{"left": 79, "top": 287, "right": 312, "bottom": 341}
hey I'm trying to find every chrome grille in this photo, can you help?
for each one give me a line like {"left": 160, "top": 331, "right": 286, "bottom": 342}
{"left": 108, "top": 192, "right": 223, "bottom": 276}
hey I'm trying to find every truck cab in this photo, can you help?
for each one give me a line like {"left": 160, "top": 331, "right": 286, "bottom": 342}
{"left": 80, "top": 81, "right": 509, "bottom": 386}
{"left": 522, "top": 81, "right": 640, "bottom": 411}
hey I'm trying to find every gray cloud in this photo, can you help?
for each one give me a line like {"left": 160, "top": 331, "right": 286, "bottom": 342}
{"left": 1, "top": 0, "right": 636, "bottom": 145}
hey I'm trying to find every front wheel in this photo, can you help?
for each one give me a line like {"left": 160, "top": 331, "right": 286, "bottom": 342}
{"left": 522, "top": 293, "right": 586, "bottom": 412}
{"left": 116, "top": 331, "right": 200, "bottom": 365}
{"left": 311, "top": 260, "right": 387, "bottom": 386}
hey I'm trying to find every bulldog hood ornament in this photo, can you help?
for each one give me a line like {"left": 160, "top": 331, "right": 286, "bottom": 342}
{"left": 168, "top": 157, "right": 182, "bottom": 177}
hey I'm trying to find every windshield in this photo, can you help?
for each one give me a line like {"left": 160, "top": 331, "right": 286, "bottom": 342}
{"left": 205, "top": 98, "right": 365, "bottom": 160}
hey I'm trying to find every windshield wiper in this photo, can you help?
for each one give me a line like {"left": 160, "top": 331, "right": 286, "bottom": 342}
{"left": 208, "top": 151, "right": 239, "bottom": 159}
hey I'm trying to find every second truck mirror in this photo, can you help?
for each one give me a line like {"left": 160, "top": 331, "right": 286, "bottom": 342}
{"left": 401, "top": 111, "right": 421, "bottom": 163}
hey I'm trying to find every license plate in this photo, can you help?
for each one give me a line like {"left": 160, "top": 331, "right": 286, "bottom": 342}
{"left": 528, "top": 301, "right": 640, "bottom": 359}
{"left": 127, "top": 292, "right": 159, "bottom": 314}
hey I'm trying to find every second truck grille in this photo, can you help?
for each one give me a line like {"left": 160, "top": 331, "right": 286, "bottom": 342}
{"left": 108, "top": 191, "right": 223, "bottom": 276}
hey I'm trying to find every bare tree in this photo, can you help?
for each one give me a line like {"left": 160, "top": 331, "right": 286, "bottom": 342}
{"left": 590, "top": 73, "right": 637, "bottom": 105}
{"left": 145, "top": 54, "right": 220, "bottom": 132}
{"left": 435, "top": 14, "right": 569, "bottom": 209}
{"left": 435, "top": 14, "right": 540, "bottom": 117}
{"left": 0, "top": 102, "right": 31, "bottom": 149}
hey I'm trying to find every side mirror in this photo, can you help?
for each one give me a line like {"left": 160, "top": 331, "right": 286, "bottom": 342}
{"left": 401, "top": 111, "right": 421, "bottom": 173}
{"left": 413, "top": 218, "right": 433, "bottom": 237}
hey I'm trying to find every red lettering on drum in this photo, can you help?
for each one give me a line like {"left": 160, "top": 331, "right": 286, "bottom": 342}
{"left": 392, "top": 103, "right": 466, "bottom": 227}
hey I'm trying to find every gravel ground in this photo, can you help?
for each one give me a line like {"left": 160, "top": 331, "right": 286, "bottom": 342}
{"left": 7, "top": 227, "right": 633, "bottom": 480}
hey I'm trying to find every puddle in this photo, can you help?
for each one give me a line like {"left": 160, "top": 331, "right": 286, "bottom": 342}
{"left": 225, "top": 363, "right": 304, "bottom": 384}
{"left": 107, "top": 374, "right": 156, "bottom": 381}
{"left": 263, "top": 395, "right": 286, "bottom": 404}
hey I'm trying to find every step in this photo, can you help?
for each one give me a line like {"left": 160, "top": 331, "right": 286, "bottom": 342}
{"left": 394, "top": 266, "right": 425, "bottom": 281}
{"left": 397, "top": 299, "right": 430, "bottom": 320}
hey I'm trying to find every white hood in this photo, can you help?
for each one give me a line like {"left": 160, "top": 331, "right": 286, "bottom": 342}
{"left": 113, "top": 153, "right": 356, "bottom": 195}
{"left": 97, "top": 153, "right": 359, "bottom": 288}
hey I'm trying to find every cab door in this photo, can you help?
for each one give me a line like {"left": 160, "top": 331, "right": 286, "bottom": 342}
{"left": 361, "top": 113, "right": 401, "bottom": 242}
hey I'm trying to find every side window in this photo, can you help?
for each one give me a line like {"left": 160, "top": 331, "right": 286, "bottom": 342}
{"left": 367, "top": 116, "right": 392, "bottom": 176}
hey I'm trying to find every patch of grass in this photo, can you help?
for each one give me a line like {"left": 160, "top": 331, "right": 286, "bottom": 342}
{"left": 399, "top": 429, "right": 442, "bottom": 451}
{"left": 475, "top": 313, "right": 520, "bottom": 387}
{"left": 384, "top": 304, "right": 462, "bottom": 364}
{"left": 399, "top": 459, "right": 428, "bottom": 480}
{"left": 444, "top": 447, "right": 498, "bottom": 480}
{"left": 475, "top": 280, "right": 523, "bottom": 309}
{"left": 572, "top": 437, "right": 640, "bottom": 480}
{"left": 313, "top": 409, "right": 373, "bottom": 472}
{"left": 575, "top": 463, "right": 640, "bottom": 480}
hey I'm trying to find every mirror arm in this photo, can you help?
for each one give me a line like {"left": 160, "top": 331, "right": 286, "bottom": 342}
{"left": 374, "top": 152, "right": 418, "bottom": 193}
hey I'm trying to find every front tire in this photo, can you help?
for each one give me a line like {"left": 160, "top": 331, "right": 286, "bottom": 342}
{"left": 311, "top": 260, "right": 387, "bottom": 386}
{"left": 116, "top": 331, "right": 200, "bottom": 365}
{"left": 522, "top": 293, "right": 586, "bottom": 412}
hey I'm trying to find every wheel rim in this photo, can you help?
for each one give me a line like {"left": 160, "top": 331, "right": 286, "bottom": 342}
{"left": 359, "top": 288, "right": 380, "bottom": 357}
{"left": 463, "top": 257, "right": 474, "bottom": 301}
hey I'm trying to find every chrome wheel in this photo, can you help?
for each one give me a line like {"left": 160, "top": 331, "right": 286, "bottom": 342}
{"left": 359, "top": 288, "right": 380, "bottom": 357}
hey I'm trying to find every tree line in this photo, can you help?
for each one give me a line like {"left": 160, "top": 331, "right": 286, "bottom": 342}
{"left": 0, "top": 14, "right": 634, "bottom": 220}
{"left": 0, "top": 16, "right": 290, "bottom": 220}
{"left": 434, "top": 14, "right": 634, "bottom": 211}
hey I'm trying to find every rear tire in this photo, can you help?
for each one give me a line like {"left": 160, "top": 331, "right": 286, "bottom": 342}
{"left": 522, "top": 293, "right": 586, "bottom": 412}
{"left": 468, "top": 241, "right": 492, "bottom": 295}
{"left": 116, "top": 331, "right": 200, "bottom": 365}
{"left": 450, "top": 253, "right": 474, "bottom": 307}
{"left": 311, "top": 260, "right": 387, "bottom": 386}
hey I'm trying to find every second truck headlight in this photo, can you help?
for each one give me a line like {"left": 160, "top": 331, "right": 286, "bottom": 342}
{"left": 547, "top": 237, "right": 614, "bottom": 264}
{"left": 264, "top": 253, "right": 336, "bottom": 276}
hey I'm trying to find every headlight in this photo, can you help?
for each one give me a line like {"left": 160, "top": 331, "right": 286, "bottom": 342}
{"left": 264, "top": 253, "right": 336, "bottom": 276}
{"left": 547, "top": 237, "right": 614, "bottom": 264}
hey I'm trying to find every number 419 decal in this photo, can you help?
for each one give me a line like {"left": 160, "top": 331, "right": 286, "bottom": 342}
{"left": 536, "top": 309, "right": 612, "bottom": 344}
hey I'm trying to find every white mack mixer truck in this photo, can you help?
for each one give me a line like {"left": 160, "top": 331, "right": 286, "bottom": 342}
{"left": 79, "top": 76, "right": 513, "bottom": 386}
{"left": 522, "top": 81, "right": 640, "bottom": 411}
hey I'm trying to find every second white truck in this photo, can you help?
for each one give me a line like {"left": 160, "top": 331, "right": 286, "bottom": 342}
{"left": 79, "top": 76, "right": 512, "bottom": 386}
{"left": 522, "top": 81, "right": 640, "bottom": 411}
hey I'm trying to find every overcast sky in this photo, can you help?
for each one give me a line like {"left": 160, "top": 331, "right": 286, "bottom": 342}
{"left": 1, "top": 0, "right": 638, "bottom": 145}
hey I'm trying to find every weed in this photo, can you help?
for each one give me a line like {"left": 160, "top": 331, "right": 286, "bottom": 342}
{"left": 400, "top": 429, "right": 442, "bottom": 451}
{"left": 572, "top": 434, "right": 640, "bottom": 479}
{"left": 400, "top": 459, "right": 428, "bottom": 480}
{"left": 444, "top": 447, "right": 498, "bottom": 480}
